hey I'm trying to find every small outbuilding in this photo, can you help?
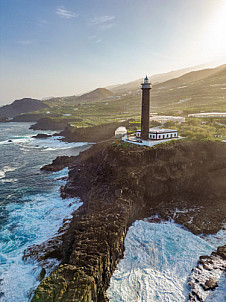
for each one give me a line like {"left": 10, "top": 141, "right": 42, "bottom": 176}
{"left": 136, "top": 128, "right": 178, "bottom": 140}
{"left": 115, "top": 127, "right": 127, "bottom": 138}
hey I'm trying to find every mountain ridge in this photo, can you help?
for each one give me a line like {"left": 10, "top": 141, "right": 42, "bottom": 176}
{"left": 107, "top": 64, "right": 221, "bottom": 94}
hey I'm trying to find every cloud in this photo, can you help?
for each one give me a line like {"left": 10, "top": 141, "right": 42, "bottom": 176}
{"left": 18, "top": 40, "right": 33, "bottom": 45}
{"left": 98, "top": 23, "right": 115, "bottom": 30}
{"left": 56, "top": 7, "right": 79, "bottom": 19}
{"left": 88, "top": 35, "right": 102, "bottom": 43}
{"left": 37, "top": 19, "right": 49, "bottom": 27}
{"left": 90, "top": 15, "right": 115, "bottom": 25}
{"left": 38, "top": 19, "right": 48, "bottom": 25}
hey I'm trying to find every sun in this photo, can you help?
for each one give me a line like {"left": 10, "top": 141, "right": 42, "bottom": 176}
{"left": 199, "top": 1, "right": 226, "bottom": 61}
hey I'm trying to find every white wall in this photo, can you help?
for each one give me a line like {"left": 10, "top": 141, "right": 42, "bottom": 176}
{"left": 137, "top": 131, "right": 178, "bottom": 139}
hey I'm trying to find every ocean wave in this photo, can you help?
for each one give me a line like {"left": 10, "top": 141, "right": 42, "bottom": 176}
{"left": 35, "top": 136, "right": 89, "bottom": 150}
{"left": 0, "top": 166, "right": 17, "bottom": 180}
{"left": 0, "top": 135, "right": 89, "bottom": 151}
{"left": 107, "top": 220, "right": 221, "bottom": 302}
{"left": 0, "top": 178, "right": 18, "bottom": 184}
{"left": 0, "top": 170, "right": 82, "bottom": 302}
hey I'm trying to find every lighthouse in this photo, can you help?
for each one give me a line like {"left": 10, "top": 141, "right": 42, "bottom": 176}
{"left": 122, "top": 74, "right": 179, "bottom": 146}
{"left": 141, "top": 75, "right": 152, "bottom": 139}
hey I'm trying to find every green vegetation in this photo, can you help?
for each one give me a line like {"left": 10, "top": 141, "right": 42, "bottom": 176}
{"left": 10, "top": 64, "right": 225, "bottom": 140}
{"left": 164, "top": 118, "right": 226, "bottom": 141}
{"left": 29, "top": 98, "right": 226, "bottom": 142}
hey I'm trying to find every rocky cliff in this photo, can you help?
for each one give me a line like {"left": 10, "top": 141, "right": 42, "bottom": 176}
{"left": 188, "top": 245, "right": 226, "bottom": 301}
{"left": 58, "top": 121, "right": 129, "bottom": 143}
{"left": 27, "top": 140, "right": 226, "bottom": 301}
{"left": 30, "top": 117, "right": 70, "bottom": 130}
{"left": 12, "top": 113, "right": 45, "bottom": 122}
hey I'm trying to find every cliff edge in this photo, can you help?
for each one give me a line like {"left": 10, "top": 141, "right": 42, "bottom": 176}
{"left": 28, "top": 140, "right": 226, "bottom": 301}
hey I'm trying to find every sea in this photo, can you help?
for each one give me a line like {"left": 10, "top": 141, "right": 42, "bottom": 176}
{"left": 107, "top": 220, "right": 226, "bottom": 302}
{"left": 0, "top": 122, "right": 225, "bottom": 302}
{"left": 0, "top": 122, "right": 89, "bottom": 301}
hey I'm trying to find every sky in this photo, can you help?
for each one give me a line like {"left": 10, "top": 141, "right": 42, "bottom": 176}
{"left": 0, "top": 0, "right": 226, "bottom": 105}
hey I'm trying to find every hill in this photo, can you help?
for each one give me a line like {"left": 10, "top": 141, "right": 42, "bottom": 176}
{"left": 78, "top": 88, "right": 114, "bottom": 102}
{"left": 5, "top": 64, "right": 225, "bottom": 128}
{"left": 154, "top": 64, "right": 226, "bottom": 90}
{"left": 0, "top": 98, "right": 49, "bottom": 118}
{"left": 43, "top": 88, "right": 114, "bottom": 107}
{"left": 108, "top": 64, "right": 210, "bottom": 94}
{"left": 149, "top": 63, "right": 226, "bottom": 111}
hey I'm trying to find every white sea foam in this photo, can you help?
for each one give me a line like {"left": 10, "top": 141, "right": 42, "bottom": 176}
{"left": 0, "top": 166, "right": 17, "bottom": 180}
{"left": 206, "top": 273, "right": 226, "bottom": 301}
{"left": 0, "top": 178, "right": 18, "bottom": 183}
{"left": 0, "top": 134, "right": 89, "bottom": 151}
{"left": 201, "top": 225, "right": 226, "bottom": 247}
{"left": 107, "top": 220, "right": 224, "bottom": 302}
{"left": 0, "top": 168, "right": 82, "bottom": 302}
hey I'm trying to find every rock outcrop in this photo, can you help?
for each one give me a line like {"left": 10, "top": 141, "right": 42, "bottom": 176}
{"left": 41, "top": 156, "right": 77, "bottom": 172}
{"left": 30, "top": 117, "right": 70, "bottom": 130}
{"left": 59, "top": 121, "right": 129, "bottom": 143}
{"left": 0, "top": 116, "right": 9, "bottom": 122}
{"left": 28, "top": 140, "right": 226, "bottom": 301}
{"left": 32, "top": 133, "right": 52, "bottom": 139}
{"left": 188, "top": 245, "right": 226, "bottom": 301}
{"left": 12, "top": 113, "right": 45, "bottom": 122}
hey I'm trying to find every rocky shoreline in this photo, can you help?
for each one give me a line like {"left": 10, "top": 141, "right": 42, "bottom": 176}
{"left": 25, "top": 139, "right": 226, "bottom": 301}
{"left": 29, "top": 119, "right": 130, "bottom": 143}
{"left": 188, "top": 245, "right": 226, "bottom": 301}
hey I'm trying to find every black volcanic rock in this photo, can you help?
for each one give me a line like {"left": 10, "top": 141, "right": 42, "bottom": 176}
{"left": 28, "top": 140, "right": 226, "bottom": 302}
{"left": 32, "top": 133, "right": 52, "bottom": 139}
{"left": 0, "top": 116, "right": 9, "bottom": 122}
{"left": 41, "top": 156, "right": 76, "bottom": 172}
{"left": 0, "top": 98, "right": 48, "bottom": 118}
{"left": 188, "top": 245, "right": 226, "bottom": 301}
{"left": 12, "top": 113, "right": 45, "bottom": 122}
{"left": 59, "top": 121, "right": 129, "bottom": 143}
{"left": 30, "top": 117, "right": 69, "bottom": 130}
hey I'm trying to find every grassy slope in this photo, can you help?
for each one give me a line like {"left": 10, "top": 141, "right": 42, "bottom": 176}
{"left": 14, "top": 64, "right": 226, "bottom": 140}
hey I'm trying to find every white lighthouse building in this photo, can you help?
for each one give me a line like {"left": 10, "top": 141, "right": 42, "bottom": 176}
{"left": 122, "top": 75, "right": 180, "bottom": 146}
{"left": 136, "top": 128, "right": 178, "bottom": 140}
{"left": 134, "top": 76, "right": 179, "bottom": 141}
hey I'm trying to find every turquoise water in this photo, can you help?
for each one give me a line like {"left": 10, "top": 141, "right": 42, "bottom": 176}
{"left": 108, "top": 220, "right": 226, "bottom": 302}
{"left": 0, "top": 123, "right": 89, "bottom": 301}
{"left": 1, "top": 123, "right": 224, "bottom": 301}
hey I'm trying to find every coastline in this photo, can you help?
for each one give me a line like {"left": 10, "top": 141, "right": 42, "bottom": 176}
{"left": 0, "top": 123, "right": 91, "bottom": 301}
{"left": 28, "top": 139, "right": 226, "bottom": 301}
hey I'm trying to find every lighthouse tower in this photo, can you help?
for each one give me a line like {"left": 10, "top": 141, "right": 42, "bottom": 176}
{"left": 141, "top": 76, "right": 152, "bottom": 139}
